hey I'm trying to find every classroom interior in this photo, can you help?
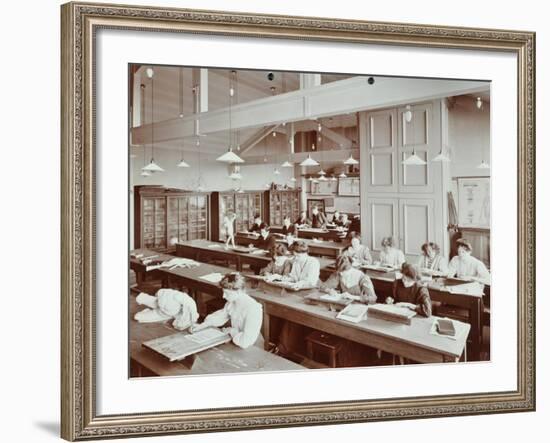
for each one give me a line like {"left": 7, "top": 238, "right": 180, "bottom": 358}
{"left": 129, "top": 65, "right": 491, "bottom": 377}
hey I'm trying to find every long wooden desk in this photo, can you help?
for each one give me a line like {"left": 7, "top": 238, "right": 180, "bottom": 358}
{"left": 132, "top": 247, "right": 483, "bottom": 361}
{"left": 153, "top": 261, "right": 469, "bottom": 365}
{"left": 130, "top": 249, "right": 177, "bottom": 285}
{"left": 250, "top": 286, "right": 470, "bottom": 364}
{"left": 176, "top": 239, "right": 335, "bottom": 280}
{"left": 235, "top": 232, "right": 347, "bottom": 258}
{"left": 270, "top": 226, "right": 346, "bottom": 241}
{"left": 130, "top": 293, "right": 304, "bottom": 376}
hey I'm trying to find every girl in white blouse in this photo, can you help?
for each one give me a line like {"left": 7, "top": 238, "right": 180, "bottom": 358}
{"left": 190, "top": 273, "right": 263, "bottom": 349}
{"left": 448, "top": 239, "right": 491, "bottom": 286}
{"left": 344, "top": 231, "right": 372, "bottom": 266}
{"left": 379, "top": 237, "right": 405, "bottom": 268}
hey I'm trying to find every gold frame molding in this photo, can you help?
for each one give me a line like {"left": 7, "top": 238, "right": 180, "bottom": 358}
{"left": 61, "top": 1, "right": 536, "bottom": 440}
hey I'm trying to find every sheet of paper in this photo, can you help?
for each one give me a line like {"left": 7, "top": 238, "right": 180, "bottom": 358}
{"left": 199, "top": 272, "right": 224, "bottom": 283}
{"left": 186, "top": 328, "right": 227, "bottom": 344}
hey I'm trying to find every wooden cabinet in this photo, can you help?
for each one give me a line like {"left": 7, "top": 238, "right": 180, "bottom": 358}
{"left": 211, "top": 191, "right": 263, "bottom": 242}
{"left": 264, "top": 189, "right": 301, "bottom": 226}
{"left": 135, "top": 186, "right": 210, "bottom": 251}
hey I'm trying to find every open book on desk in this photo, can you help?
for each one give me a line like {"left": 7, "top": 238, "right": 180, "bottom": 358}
{"left": 363, "top": 264, "right": 398, "bottom": 273}
{"left": 143, "top": 328, "right": 231, "bottom": 362}
{"left": 336, "top": 303, "right": 368, "bottom": 323}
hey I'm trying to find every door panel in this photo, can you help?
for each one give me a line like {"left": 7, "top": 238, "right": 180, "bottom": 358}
{"left": 399, "top": 199, "right": 434, "bottom": 259}
{"left": 366, "top": 109, "right": 398, "bottom": 193}
{"left": 367, "top": 198, "right": 399, "bottom": 253}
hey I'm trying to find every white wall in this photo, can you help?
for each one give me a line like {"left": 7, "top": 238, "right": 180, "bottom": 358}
{"left": 449, "top": 95, "right": 491, "bottom": 178}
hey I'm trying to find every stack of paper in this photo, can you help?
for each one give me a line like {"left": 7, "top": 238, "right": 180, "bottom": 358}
{"left": 199, "top": 273, "right": 225, "bottom": 284}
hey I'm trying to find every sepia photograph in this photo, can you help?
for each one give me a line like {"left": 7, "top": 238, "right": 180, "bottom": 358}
{"left": 128, "top": 65, "right": 491, "bottom": 376}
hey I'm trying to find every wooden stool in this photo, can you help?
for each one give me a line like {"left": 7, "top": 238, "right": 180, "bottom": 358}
{"left": 305, "top": 330, "right": 344, "bottom": 368}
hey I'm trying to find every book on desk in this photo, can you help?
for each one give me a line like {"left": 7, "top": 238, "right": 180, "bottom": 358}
{"left": 142, "top": 328, "right": 231, "bottom": 362}
{"left": 367, "top": 303, "right": 417, "bottom": 325}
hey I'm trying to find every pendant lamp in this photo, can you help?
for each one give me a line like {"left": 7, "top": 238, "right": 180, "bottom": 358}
{"left": 141, "top": 67, "right": 164, "bottom": 173}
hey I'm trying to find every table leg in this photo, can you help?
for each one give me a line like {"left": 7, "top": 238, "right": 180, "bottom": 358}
{"left": 262, "top": 306, "right": 270, "bottom": 351}
{"left": 469, "top": 299, "right": 482, "bottom": 361}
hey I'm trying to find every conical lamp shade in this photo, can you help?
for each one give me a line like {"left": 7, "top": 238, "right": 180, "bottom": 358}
{"left": 216, "top": 149, "right": 245, "bottom": 163}
{"left": 339, "top": 172, "right": 347, "bottom": 178}
{"left": 330, "top": 176, "right": 338, "bottom": 181}
{"left": 177, "top": 159, "right": 190, "bottom": 168}
{"left": 289, "top": 177, "right": 297, "bottom": 182}
{"left": 343, "top": 155, "right": 359, "bottom": 165}
{"left": 300, "top": 154, "right": 320, "bottom": 167}
{"left": 318, "top": 175, "right": 328, "bottom": 182}
{"left": 402, "top": 152, "right": 427, "bottom": 166}
{"left": 274, "top": 168, "right": 281, "bottom": 175}
{"left": 141, "top": 170, "right": 151, "bottom": 177}
{"left": 477, "top": 160, "right": 491, "bottom": 169}
{"left": 229, "top": 172, "right": 243, "bottom": 180}
{"left": 142, "top": 159, "right": 165, "bottom": 172}
{"left": 432, "top": 151, "right": 450, "bottom": 162}
{"left": 318, "top": 169, "right": 326, "bottom": 176}
{"left": 281, "top": 160, "right": 294, "bottom": 168}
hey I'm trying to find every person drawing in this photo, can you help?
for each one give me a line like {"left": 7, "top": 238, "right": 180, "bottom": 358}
{"left": 344, "top": 231, "right": 373, "bottom": 266}
{"left": 417, "top": 242, "right": 448, "bottom": 274}
{"left": 190, "top": 273, "right": 262, "bottom": 349}
{"left": 249, "top": 213, "right": 263, "bottom": 233}
{"left": 260, "top": 243, "right": 292, "bottom": 278}
{"left": 447, "top": 238, "right": 491, "bottom": 286}
{"left": 282, "top": 240, "right": 320, "bottom": 289}
{"left": 387, "top": 263, "right": 432, "bottom": 317}
{"left": 379, "top": 237, "right": 406, "bottom": 268}
{"left": 320, "top": 254, "right": 377, "bottom": 304}
{"left": 294, "top": 210, "right": 311, "bottom": 228}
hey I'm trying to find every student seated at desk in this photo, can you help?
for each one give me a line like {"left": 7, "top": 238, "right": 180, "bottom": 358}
{"left": 281, "top": 215, "right": 297, "bottom": 236}
{"left": 387, "top": 263, "right": 432, "bottom": 317}
{"left": 330, "top": 210, "right": 341, "bottom": 225}
{"left": 282, "top": 240, "right": 320, "bottom": 288}
{"left": 379, "top": 237, "right": 406, "bottom": 268}
{"left": 285, "top": 231, "right": 297, "bottom": 250}
{"left": 260, "top": 244, "right": 292, "bottom": 278}
{"left": 417, "top": 242, "right": 448, "bottom": 274}
{"left": 344, "top": 231, "right": 373, "bottom": 266}
{"left": 295, "top": 210, "right": 311, "bottom": 228}
{"left": 190, "top": 272, "right": 262, "bottom": 349}
{"left": 335, "top": 213, "right": 351, "bottom": 229}
{"left": 254, "top": 223, "right": 277, "bottom": 251}
{"left": 248, "top": 213, "right": 263, "bottom": 233}
{"left": 311, "top": 205, "right": 328, "bottom": 229}
{"left": 447, "top": 238, "right": 491, "bottom": 286}
{"left": 320, "top": 255, "right": 377, "bottom": 304}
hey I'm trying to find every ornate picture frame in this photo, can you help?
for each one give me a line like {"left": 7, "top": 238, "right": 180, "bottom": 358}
{"left": 61, "top": 1, "right": 535, "bottom": 440}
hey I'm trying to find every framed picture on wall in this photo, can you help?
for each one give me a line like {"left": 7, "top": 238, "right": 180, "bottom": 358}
{"left": 457, "top": 177, "right": 491, "bottom": 229}
{"left": 61, "top": 2, "right": 535, "bottom": 440}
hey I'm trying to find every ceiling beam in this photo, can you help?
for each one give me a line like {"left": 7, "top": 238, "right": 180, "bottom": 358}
{"left": 239, "top": 125, "right": 280, "bottom": 155}
{"left": 131, "top": 76, "right": 489, "bottom": 145}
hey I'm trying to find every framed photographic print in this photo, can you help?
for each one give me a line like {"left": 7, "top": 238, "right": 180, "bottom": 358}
{"left": 61, "top": 1, "right": 536, "bottom": 441}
